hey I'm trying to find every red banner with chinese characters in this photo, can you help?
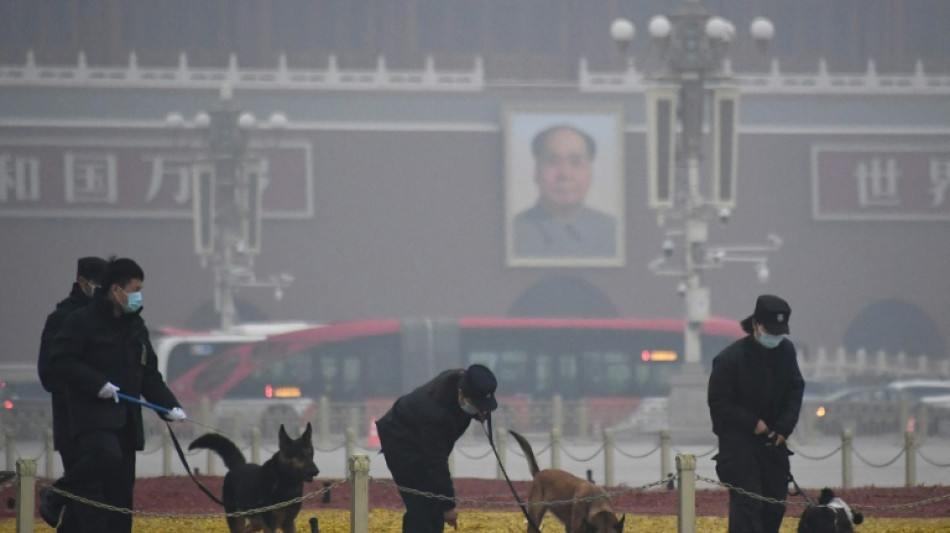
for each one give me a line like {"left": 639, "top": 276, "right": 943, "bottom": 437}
{"left": 811, "top": 144, "right": 950, "bottom": 221}
{"left": 0, "top": 139, "right": 312, "bottom": 219}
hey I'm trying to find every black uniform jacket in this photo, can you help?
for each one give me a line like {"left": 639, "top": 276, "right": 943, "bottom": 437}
{"left": 375, "top": 369, "right": 475, "bottom": 510}
{"left": 38, "top": 283, "right": 93, "bottom": 450}
{"left": 708, "top": 335, "right": 805, "bottom": 454}
{"left": 38, "top": 283, "right": 91, "bottom": 392}
{"left": 47, "top": 295, "right": 180, "bottom": 450}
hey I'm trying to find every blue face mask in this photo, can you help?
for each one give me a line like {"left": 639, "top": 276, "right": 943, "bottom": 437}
{"left": 118, "top": 287, "right": 143, "bottom": 314}
{"left": 757, "top": 331, "right": 785, "bottom": 349}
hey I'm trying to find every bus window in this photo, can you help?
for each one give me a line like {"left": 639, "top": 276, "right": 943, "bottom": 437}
{"left": 166, "top": 342, "right": 242, "bottom": 383}
{"left": 340, "top": 357, "right": 362, "bottom": 400}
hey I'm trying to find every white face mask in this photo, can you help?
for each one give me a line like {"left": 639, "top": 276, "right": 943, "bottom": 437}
{"left": 81, "top": 279, "right": 99, "bottom": 298}
{"left": 757, "top": 331, "right": 785, "bottom": 349}
{"left": 459, "top": 399, "right": 480, "bottom": 415}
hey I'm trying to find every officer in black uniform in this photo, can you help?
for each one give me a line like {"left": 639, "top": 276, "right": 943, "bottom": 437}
{"left": 376, "top": 364, "right": 498, "bottom": 533}
{"left": 42, "top": 258, "right": 185, "bottom": 532}
{"left": 708, "top": 294, "right": 805, "bottom": 533}
{"left": 37, "top": 256, "right": 107, "bottom": 533}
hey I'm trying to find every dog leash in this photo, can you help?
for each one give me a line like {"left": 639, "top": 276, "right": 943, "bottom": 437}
{"left": 479, "top": 416, "right": 544, "bottom": 532}
{"left": 769, "top": 441, "right": 814, "bottom": 505}
{"left": 164, "top": 422, "right": 226, "bottom": 507}
{"left": 117, "top": 392, "right": 221, "bottom": 433}
{"left": 116, "top": 393, "right": 225, "bottom": 507}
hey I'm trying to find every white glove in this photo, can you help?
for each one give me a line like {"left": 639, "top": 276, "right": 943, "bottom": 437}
{"left": 98, "top": 382, "right": 120, "bottom": 403}
{"left": 166, "top": 407, "right": 187, "bottom": 422}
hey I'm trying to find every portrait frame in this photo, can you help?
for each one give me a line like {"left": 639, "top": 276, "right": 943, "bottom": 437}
{"left": 504, "top": 105, "right": 625, "bottom": 267}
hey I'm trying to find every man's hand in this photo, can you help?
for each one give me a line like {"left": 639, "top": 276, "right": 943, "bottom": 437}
{"left": 166, "top": 407, "right": 187, "bottom": 422}
{"left": 767, "top": 431, "right": 786, "bottom": 447}
{"left": 444, "top": 508, "right": 458, "bottom": 530}
{"left": 98, "top": 382, "right": 120, "bottom": 403}
{"left": 754, "top": 419, "right": 769, "bottom": 435}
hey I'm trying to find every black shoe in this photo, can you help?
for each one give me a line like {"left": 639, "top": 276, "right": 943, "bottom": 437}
{"left": 38, "top": 486, "right": 65, "bottom": 528}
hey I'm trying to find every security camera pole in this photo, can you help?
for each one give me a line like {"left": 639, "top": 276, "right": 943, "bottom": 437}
{"left": 166, "top": 85, "right": 294, "bottom": 331}
{"left": 612, "top": 1, "right": 781, "bottom": 438}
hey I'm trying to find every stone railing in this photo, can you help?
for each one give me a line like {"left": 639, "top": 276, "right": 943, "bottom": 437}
{"left": 799, "top": 347, "right": 950, "bottom": 382}
{"left": 2, "top": 50, "right": 950, "bottom": 95}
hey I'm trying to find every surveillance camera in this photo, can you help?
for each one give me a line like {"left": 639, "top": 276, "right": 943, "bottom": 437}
{"left": 767, "top": 233, "right": 783, "bottom": 248}
{"left": 718, "top": 207, "right": 731, "bottom": 224}
{"left": 662, "top": 239, "right": 675, "bottom": 258}
{"left": 676, "top": 282, "right": 688, "bottom": 297}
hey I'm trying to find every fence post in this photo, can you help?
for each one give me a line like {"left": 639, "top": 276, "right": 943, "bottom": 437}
{"left": 577, "top": 401, "right": 589, "bottom": 441}
{"left": 904, "top": 430, "right": 916, "bottom": 487}
{"left": 676, "top": 453, "right": 696, "bottom": 533}
{"left": 550, "top": 427, "right": 561, "bottom": 471}
{"left": 841, "top": 430, "right": 852, "bottom": 490}
{"left": 603, "top": 428, "right": 614, "bottom": 487}
{"left": 162, "top": 428, "right": 172, "bottom": 476}
{"left": 5, "top": 430, "right": 14, "bottom": 471}
{"left": 349, "top": 454, "right": 370, "bottom": 533}
{"left": 15, "top": 458, "right": 36, "bottom": 533}
{"left": 318, "top": 396, "right": 331, "bottom": 447}
{"left": 495, "top": 428, "right": 507, "bottom": 480}
{"left": 44, "top": 428, "right": 55, "bottom": 479}
{"left": 345, "top": 427, "right": 356, "bottom": 477}
{"left": 251, "top": 427, "right": 261, "bottom": 465}
{"left": 552, "top": 395, "right": 564, "bottom": 434}
{"left": 660, "top": 430, "right": 672, "bottom": 483}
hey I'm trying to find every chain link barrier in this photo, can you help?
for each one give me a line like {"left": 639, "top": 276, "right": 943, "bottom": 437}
{"left": 560, "top": 443, "right": 605, "bottom": 462}
{"left": 787, "top": 443, "right": 842, "bottom": 461}
{"left": 851, "top": 444, "right": 905, "bottom": 468}
{"left": 916, "top": 446, "right": 950, "bottom": 468}
{"left": 612, "top": 441, "right": 661, "bottom": 459}
{"left": 368, "top": 474, "right": 671, "bottom": 509}
{"left": 454, "top": 446, "right": 495, "bottom": 460}
{"left": 697, "top": 473, "right": 950, "bottom": 513}
{"left": 39, "top": 477, "right": 350, "bottom": 520}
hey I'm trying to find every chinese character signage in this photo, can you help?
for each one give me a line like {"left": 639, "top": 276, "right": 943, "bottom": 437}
{"left": 0, "top": 139, "right": 313, "bottom": 219}
{"left": 812, "top": 144, "right": 950, "bottom": 221}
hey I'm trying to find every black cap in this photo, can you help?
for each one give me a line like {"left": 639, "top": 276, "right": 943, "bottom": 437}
{"left": 741, "top": 294, "right": 791, "bottom": 335}
{"left": 459, "top": 364, "right": 498, "bottom": 412}
{"left": 77, "top": 257, "right": 108, "bottom": 283}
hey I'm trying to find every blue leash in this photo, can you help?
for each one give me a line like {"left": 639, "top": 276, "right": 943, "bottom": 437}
{"left": 117, "top": 392, "right": 170, "bottom": 414}
{"left": 116, "top": 392, "right": 225, "bottom": 507}
{"left": 116, "top": 392, "right": 219, "bottom": 433}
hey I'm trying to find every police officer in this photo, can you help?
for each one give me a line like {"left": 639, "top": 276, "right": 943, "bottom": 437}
{"left": 37, "top": 256, "right": 108, "bottom": 533}
{"left": 376, "top": 364, "right": 499, "bottom": 533}
{"left": 708, "top": 294, "right": 805, "bottom": 533}
{"left": 42, "top": 258, "right": 185, "bottom": 532}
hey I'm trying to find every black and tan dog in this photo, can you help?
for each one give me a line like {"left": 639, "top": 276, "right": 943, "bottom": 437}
{"left": 510, "top": 430, "right": 625, "bottom": 533}
{"left": 798, "top": 488, "right": 864, "bottom": 533}
{"left": 189, "top": 423, "right": 319, "bottom": 533}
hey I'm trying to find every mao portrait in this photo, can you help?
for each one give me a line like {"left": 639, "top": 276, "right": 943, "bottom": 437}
{"left": 505, "top": 108, "right": 625, "bottom": 267}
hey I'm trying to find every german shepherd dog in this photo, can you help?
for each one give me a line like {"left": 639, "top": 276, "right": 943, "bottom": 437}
{"left": 510, "top": 430, "right": 625, "bottom": 533}
{"left": 189, "top": 423, "right": 319, "bottom": 533}
{"left": 798, "top": 488, "right": 864, "bottom": 533}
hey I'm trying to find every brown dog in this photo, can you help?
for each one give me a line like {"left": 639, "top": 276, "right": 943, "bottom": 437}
{"left": 510, "top": 430, "right": 625, "bottom": 533}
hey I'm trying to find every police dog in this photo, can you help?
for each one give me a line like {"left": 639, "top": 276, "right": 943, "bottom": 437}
{"left": 510, "top": 430, "right": 625, "bottom": 533}
{"left": 189, "top": 423, "right": 319, "bottom": 533}
{"left": 798, "top": 488, "right": 864, "bottom": 533}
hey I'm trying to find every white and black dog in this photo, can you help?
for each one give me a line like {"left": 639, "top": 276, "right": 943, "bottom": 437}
{"left": 798, "top": 488, "right": 864, "bottom": 533}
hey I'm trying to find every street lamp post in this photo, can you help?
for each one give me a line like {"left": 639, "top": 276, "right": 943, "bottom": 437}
{"left": 612, "top": 2, "right": 780, "bottom": 438}
{"left": 167, "top": 85, "right": 293, "bottom": 331}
